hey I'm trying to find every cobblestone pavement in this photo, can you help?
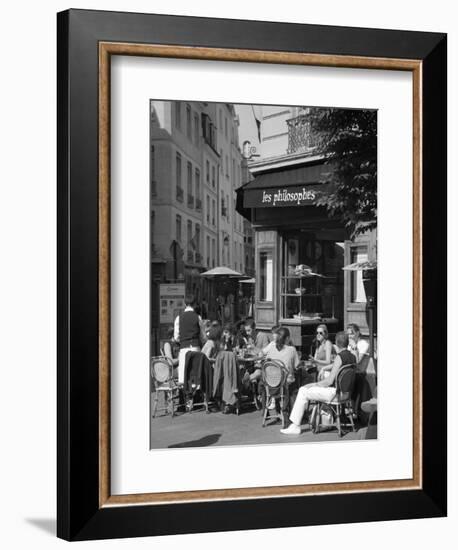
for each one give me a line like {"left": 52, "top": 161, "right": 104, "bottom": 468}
{"left": 150, "top": 395, "right": 375, "bottom": 449}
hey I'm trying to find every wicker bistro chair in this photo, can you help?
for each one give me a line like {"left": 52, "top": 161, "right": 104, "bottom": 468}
{"left": 261, "top": 359, "right": 289, "bottom": 428}
{"left": 150, "top": 356, "right": 181, "bottom": 418}
{"left": 311, "top": 364, "right": 357, "bottom": 437}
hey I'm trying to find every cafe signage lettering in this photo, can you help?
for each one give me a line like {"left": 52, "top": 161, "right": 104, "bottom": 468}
{"left": 243, "top": 185, "right": 322, "bottom": 208}
{"left": 262, "top": 187, "right": 316, "bottom": 206}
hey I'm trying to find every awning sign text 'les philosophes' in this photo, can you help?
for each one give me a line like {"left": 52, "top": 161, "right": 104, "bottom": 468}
{"left": 262, "top": 187, "right": 316, "bottom": 206}
{"left": 243, "top": 184, "right": 325, "bottom": 208}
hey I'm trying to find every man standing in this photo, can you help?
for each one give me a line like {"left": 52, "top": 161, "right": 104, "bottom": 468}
{"left": 280, "top": 331, "right": 356, "bottom": 435}
{"left": 174, "top": 295, "right": 206, "bottom": 384}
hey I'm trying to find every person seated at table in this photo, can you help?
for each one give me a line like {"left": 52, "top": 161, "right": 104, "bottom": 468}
{"left": 242, "top": 318, "right": 270, "bottom": 354}
{"left": 347, "top": 323, "right": 370, "bottom": 369}
{"left": 261, "top": 326, "right": 299, "bottom": 410}
{"left": 202, "top": 326, "right": 222, "bottom": 361}
{"left": 162, "top": 327, "right": 179, "bottom": 369}
{"left": 309, "top": 324, "right": 334, "bottom": 380}
{"left": 280, "top": 331, "right": 356, "bottom": 435}
{"left": 219, "top": 323, "right": 243, "bottom": 352}
{"left": 261, "top": 324, "right": 281, "bottom": 354}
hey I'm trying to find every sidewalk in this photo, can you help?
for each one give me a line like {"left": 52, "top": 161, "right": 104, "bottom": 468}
{"left": 150, "top": 397, "right": 375, "bottom": 449}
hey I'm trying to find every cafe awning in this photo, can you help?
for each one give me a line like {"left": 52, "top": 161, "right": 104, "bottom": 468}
{"left": 236, "top": 161, "right": 332, "bottom": 221}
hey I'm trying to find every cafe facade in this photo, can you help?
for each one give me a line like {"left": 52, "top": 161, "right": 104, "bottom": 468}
{"left": 236, "top": 152, "right": 376, "bottom": 353}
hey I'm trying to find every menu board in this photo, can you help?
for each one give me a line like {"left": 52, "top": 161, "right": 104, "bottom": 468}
{"left": 159, "top": 284, "right": 186, "bottom": 325}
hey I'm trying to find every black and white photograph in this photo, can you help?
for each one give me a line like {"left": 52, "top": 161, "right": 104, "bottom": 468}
{"left": 149, "top": 100, "right": 378, "bottom": 449}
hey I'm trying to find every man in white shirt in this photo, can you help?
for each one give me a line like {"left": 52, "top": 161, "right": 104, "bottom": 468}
{"left": 347, "top": 323, "right": 370, "bottom": 369}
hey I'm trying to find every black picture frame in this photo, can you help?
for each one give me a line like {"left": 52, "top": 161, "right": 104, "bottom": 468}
{"left": 57, "top": 8, "right": 447, "bottom": 541}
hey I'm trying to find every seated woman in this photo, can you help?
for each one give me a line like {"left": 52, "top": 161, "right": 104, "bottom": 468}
{"left": 220, "top": 323, "right": 244, "bottom": 352}
{"left": 201, "top": 326, "right": 221, "bottom": 362}
{"left": 309, "top": 324, "right": 334, "bottom": 380}
{"left": 261, "top": 326, "right": 300, "bottom": 410}
{"left": 162, "top": 326, "right": 179, "bottom": 377}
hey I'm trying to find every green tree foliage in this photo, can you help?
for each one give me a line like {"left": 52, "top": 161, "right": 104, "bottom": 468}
{"left": 308, "top": 107, "right": 377, "bottom": 237}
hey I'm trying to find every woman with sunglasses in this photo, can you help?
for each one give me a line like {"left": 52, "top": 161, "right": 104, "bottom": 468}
{"left": 310, "top": 324, "right": 333, "bottom": 379}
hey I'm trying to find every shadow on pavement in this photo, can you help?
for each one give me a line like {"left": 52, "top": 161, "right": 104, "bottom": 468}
{"left": 168, "top": 433, "right": 222, "bottom": 448}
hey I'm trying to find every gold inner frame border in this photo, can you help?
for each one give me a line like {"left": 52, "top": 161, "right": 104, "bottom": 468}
{"left": 98, "top": 42, "right": 422, "bottom": 507}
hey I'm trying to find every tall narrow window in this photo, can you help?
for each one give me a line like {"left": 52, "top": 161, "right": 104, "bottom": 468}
{"left": 195, "top": 224, "right": 201, "bottom": 253}
{"left": 259, "top": 251, "right": 273, "bottom": 302}
{"left": 150, "top": 145, "right": 156, "bottom": 196}
{"left": 176, "top": 153, "right": 182, "bottom": 201}
{"left": 187, "top": 220, "right": 193, "bottom": 262}
{"left": 224, "top": 116, "right": 228, "bottom": 139}
{"left": 187, "top": 162, "right": 193, "bottom": 208}
{"left": 351, "top": 246, "right": 368, "bottom": 302}
{"left": 151, "top": 210, "right": 155, "bottom": 251}
{"left": 206, "top": 236, "right": 210, "bottom": 267}
{"left": 212, "top": 199, "right": 216, "bottom": 226}
{"left": 194, "top": 112, "right": 199, "bottom": 144}
{"left": 212, "top": 239, "right": 216, "bottom": 267}
{"left": 206, "top": 195, "right": 210, "bottom": 224}
{"left": 186, "top": 104, "right": 192, "bottom": 139}
{"left": 195, "top": 168, "right": 201, "bottom": 210}
{"left": 211, "top": 165, "right": 216, "bottom": 189}
{"left": 206, "top": 160, "right": 210, "bottom": 184}
{"left": 176, "top": 215, "right": 182, "bottom": 242}
{"left": 175, "top": 101, "right": 181, "bottom": 130}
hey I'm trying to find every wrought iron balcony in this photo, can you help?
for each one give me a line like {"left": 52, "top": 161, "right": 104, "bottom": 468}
{"left": 286, "top": 114, "right": 317, "bottom": 155}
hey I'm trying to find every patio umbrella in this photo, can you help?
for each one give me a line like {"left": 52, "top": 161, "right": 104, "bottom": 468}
{"left": 342, "top": 259, "right": 377, "bottom": 271}
{"left": 200, "top": 266, "right": 249, "bottom": 279}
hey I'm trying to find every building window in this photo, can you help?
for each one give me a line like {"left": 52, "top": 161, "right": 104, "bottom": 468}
{"left": 206, "top": 160, "right": 210, "bottom": 185}
{"left": 211, "top": 165, "right": 216, "bottom": 189}
{"left": 225, "top": 155, "right": 229, "bottom": 176}
{"left": 151, "top": 210, "right": 155, "bottom": 251}
{"left": 150, "top": 145, "right": 156, "bottom": 196}
{"left": 226, "top": 194, "right": 230, "bottom": 223}
{"left": 187, "top": 162, "right": 193, "bottom": 208}
{"left": 194, "top": 112, "right": 199, "bottom": 144}
{"left": 221, "top": 197, "right": 226, "bottom": 218}
{"left": 176, "top": 153, "right": 183, "bottom": 201}
{"left": 206, "top": 236, "right": 210, "bottom": 267}
{"left": 219, "top": 109, "right": 223, "bottom": 132}
{"left": 351, "top": 245, "right": 368, "bottom": 303}
{"left": 212, "top": 199, "right": 216, "bottom": 226}
{"left": 212, "top": 238, "right": 216, "bottom": 267}
{"left": 259, "top": 251, "right": 273, "bottom": 302}
{"left": 187, "top": 220, "right": 193, "bottom": 262}
{"left": 175, "top": 101, "right": 181, "bottom": 130}
{"left": 176, "top": 214, "right": 182, "bottom": 242}
{"left": 206, "top": 195, "right": 210, "bottom": 224}
{"left": 186, "top": 104, "right": 192, "bottom": 139}
{"left": 195, "top": 224, "right": 201, "bottom": 253}
{"left": 195, "top": 168, "right": 201, "bottom": 210}
{"left": 224, "top": 116, "right": 228, "bottom": 139}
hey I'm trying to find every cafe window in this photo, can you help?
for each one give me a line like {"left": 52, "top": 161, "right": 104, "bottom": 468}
{"left": 280, "top": 233, "right": 344, "bottom": 320}
{"left": 259, "top": 251, "right": 273, "bottom": 302}
{"left": 350, "top": 245, "right": 368, "bottom": 303}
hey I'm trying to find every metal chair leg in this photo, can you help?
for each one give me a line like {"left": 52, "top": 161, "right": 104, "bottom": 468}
{"left": 169, "top": 391, "right": 174, "bottom": 417}
{"left": 347, "top": 401, "right": 356, "bottom": 432}
{"left": 152, "top": 393, "right": 158, "bottom": 418}
{"left": 336, "top": 404, "right": 342, "bottom": 437}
